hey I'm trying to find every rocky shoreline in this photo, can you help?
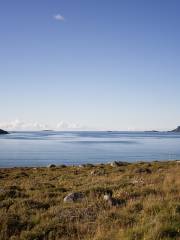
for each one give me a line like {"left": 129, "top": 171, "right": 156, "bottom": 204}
{"left": 0, "top": 129, "right": 9, "bottom": 134}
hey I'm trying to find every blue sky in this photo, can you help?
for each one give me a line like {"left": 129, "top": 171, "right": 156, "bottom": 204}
{"left": 0, "top": 0, "right": 180, "bottom": 130}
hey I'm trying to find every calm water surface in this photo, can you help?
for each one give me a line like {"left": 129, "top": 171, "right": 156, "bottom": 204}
{"left": 0, "top": 131, "right": 180, "bottom": 167}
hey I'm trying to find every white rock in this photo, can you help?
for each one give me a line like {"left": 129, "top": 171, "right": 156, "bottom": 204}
{"left": 47, "top": 164, "right": 56, "bottom": 168}
{"left": 64, "top": 192, "right": 84, "bottom": 203}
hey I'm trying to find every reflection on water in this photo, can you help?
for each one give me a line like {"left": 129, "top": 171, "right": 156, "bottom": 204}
{"left": 0, "top": 131, "right": 180, "bottom": 167}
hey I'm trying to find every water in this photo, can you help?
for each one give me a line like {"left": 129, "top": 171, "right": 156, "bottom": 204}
{"left": 0, "top": 131, "right": 180, "bottom": 167}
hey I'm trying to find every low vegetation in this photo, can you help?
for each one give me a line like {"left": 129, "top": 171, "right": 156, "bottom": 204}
{"left": 0, "top": 161, "right": 180, "bottom": 240}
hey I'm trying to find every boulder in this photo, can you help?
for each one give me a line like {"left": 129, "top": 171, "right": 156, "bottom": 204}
{"left": 103, "top": 192, "right": 125, "bottom": 207}
{"left": 0, "top": 129, "right": 9, "bottom": 135}
{"left": 79, "top": 163, "right": 94, "bottom": 168}
{"left": 59, "top": 164, "right": 67, "bottom": 168}
{"left": 64, "top": 192, "right": 84, "bottom": 203}
{"left": 47, "top": 164, "right": 56, "bottom": 168}
{"left": 110, "top": 161, "right": 128, "bottom": 167}
{"left": 84, "top": 163, "right": 94, "bottom": 167}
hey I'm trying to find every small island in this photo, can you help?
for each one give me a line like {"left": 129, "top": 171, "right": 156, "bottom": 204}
{"left": 170, "top": 126, "right": 180, "bottom": 132}
{"left": 144, "top": 130, "right": 159, "bottom": 133}
{"left": 42, "top": 130, "right": 54, "bottom": 132}
{"left": 0, "top": 129, "right": 9, "bottom": 134}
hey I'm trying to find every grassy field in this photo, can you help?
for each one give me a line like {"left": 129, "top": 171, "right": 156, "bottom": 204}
{"left": 0, "top": 161, "right": 180, "bottom": 240}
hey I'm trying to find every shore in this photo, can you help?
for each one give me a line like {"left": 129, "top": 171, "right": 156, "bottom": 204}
{"left": 0, "top": 161, "right": 180, "bottom": 240}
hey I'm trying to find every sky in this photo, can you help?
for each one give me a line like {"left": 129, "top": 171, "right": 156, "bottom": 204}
{"left": 0, "top": 0, "right": 180, "bottom": 131}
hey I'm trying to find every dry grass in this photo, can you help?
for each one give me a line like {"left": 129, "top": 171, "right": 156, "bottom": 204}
{"left": 0, "top": 161, "right": 180, "bottom": 240}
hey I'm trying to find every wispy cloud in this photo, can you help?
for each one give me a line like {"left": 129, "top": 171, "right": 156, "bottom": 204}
{"left": 0, "top": 120, "right": 91, "bottom": 131}
{"left": 53, "top": 14, "right": 65, "bottom": 21}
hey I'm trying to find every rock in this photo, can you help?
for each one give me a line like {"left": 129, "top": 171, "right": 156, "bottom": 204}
{"left": 90, "top": 169, "right": 105, "bottom": 176}
{"left": 134, "top": 168, "right": 152, "bottom": 174}
{"left": 90, "top": 170, "right": 96, "bottom": 175}
{"left": 47, "top": 164, "right": 56, "bottom": 168}
{"left": 90, "top": 170, "right": 101, "bottom": 176}
{"left": 85, "top": 163, "right": 94, "bottom": 167}
{"left": 78, "top": 165, "right": 84, "bottom": 168}
{"left": 79, "top": 163, "right": 94, "bottom": 168}
{"left": 89, "top": 188, "right": 112, "bottom": 198}
{"left": 103, "top": 192, "right": 112, "bottom": 201}
{"left": 59, "top": 164, "right": 67, "bottom": 168}
{"left": 110, "top": 161, "right": 119, "bottom": 167}
{"left": 90, "top": 170, "right": 100, "bottom": 176}
{"left": 64, "top": 192, "right": 84, "bottom": 203}
{"left": 0, "top": 129, "right": 9, "bottom": 135}
{"left": 110, "top": 161, "right": 128, "bottom": 167}
{"left": 103, "top": 192, "right": 125, "bottom": 207}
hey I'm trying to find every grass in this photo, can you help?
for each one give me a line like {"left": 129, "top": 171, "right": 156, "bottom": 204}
{"left": 0, "top": 161, "right": 180, "bottom": 240}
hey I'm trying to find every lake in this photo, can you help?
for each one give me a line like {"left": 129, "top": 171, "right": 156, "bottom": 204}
{"left": 0, "top": 131, "right": 180, "bottom": 167}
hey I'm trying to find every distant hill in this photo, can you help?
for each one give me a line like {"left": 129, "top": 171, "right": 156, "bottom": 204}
{"left": 170, "top": 126, "right": 180, "bottom": 132}
{"left": 0, "top": 129, "right": 9, "bottom": 134}
{"left": 42, "top": 130, "right": 54, "bottom": 131}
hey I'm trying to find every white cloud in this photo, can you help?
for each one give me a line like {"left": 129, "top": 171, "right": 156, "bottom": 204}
{"left": 56, "top": 121, "right": 86, "bottom": 130}
{"left": 0, "top": 120, "right": 90, "bottom": 131}
{"left": 53, "top": 14, "right": 65, "bottom": 21}
{"left": 0, "top": 120, "right": 48, "bottom": 131}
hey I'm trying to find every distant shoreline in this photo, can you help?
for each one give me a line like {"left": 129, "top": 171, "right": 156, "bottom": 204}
{"left": 2, "top": 129, "right": 180, "bottom": 133}
{"left": 0, "top": 159, "right": 180, "bottom": 169}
